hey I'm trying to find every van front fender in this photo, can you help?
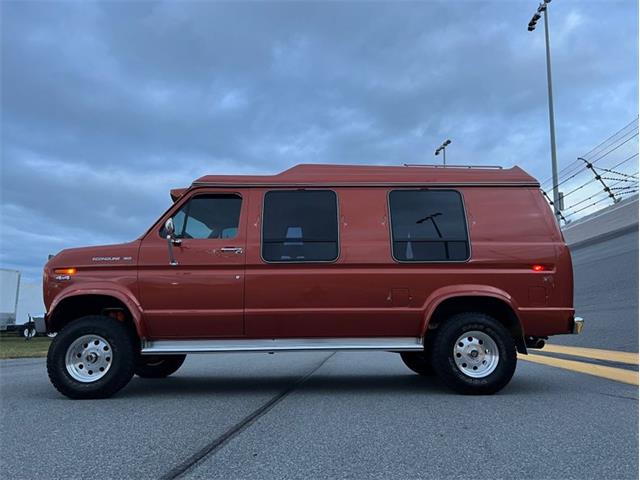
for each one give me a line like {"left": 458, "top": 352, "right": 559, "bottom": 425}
{"left": 47, "top": 284, "right": 146, "bottom": 337}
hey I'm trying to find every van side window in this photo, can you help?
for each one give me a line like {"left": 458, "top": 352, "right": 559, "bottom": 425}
{"left": 160, "top": 194, "right": 242, "bottom": 239}
{"left": 262, "top": 190, "right": 339, "bottom": 262}
{"left": 388, "top": 190, "right": 469, "bottom": 262}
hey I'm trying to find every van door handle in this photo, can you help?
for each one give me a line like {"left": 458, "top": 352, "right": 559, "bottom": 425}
{"left": 220, "top": 247, "right": 243, "bottom": 254}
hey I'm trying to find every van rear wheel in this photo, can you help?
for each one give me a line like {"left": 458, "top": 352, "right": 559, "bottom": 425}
{"left": 430, "top": 312, "right": 516, "bottom": 395}
{"left": 47, "top": 315, "right": 136, "bottom": 399}
{"left": 400, "top": 351, "right": 435, "bottom": 376}
{"left": 135, "top": 355, "right": 186, "bottom": 378}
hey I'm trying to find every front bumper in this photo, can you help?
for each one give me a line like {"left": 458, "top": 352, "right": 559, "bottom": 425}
{"left": 571, "top": 316, "right": 584, "bottom": 334}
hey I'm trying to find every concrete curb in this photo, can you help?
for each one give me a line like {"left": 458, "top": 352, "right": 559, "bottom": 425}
{"left": 568, "top": 223, "right": 639, "bottom": 250}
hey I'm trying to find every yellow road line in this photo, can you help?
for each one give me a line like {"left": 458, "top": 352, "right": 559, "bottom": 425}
{"left": 519, "top": 353, "right": 639, "bottom": 386}
{"left": 542, "top": 344, "right": 639, "bottom": 365}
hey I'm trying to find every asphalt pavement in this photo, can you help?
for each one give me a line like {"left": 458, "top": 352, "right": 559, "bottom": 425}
{"left": 0, "top": 230, "right": 638, "bottom": 480}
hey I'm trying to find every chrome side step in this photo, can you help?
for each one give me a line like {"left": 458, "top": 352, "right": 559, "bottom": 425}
{"left": 141, "top": 337, "right": 423, "bottom": 354}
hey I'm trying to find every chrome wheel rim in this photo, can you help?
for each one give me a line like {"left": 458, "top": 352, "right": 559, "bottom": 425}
{"left": 65, "top": 334, "right": 112, "bottom": 383}
{"left": 453, "top": 330, "right": 499, "bottom": 378}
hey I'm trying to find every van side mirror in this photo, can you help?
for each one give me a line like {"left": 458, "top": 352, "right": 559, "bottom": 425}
{"left": 164, "top": 218, "right": 180, "bottom": 266}
{"left": 164, "top": 218, "right": 175, "bottom": 236}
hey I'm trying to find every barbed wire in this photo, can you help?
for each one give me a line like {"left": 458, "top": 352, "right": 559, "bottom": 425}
{"left": 540, "top": 189, "right": 567, "bottom": 222}
{"left": 581, "top": 117, "right": 638, "bottom": 157}
{"left": 542, "top": 131, "right": 638, "bottom": 192}
{"left": 602, "top": 177, "right": 638, "bottom": 183}
{"left": 588, "top": 132, "right": 638, "bottom": 164}
{"left": 561, "top": 176, "right": 597, "bottom": 200}
{"left": 593, "top": 153, "right": 639, "bottom": 177}
{"left": 564, "top": 190, "right": 609, "bottom": 211}
{"left": 540, "top": 117, "right": 638, "bottom": 187}
{"left": 608, "top": 175, "right": 639, "bottom": 190}
{"left": 539, "top": 120, "right": 639, "bottom": 222}
{"left": 541, "top": 120, "right": 639, "bottom": 192}
{"left": 564, "top": 195, "right": 612, "bottom": 218}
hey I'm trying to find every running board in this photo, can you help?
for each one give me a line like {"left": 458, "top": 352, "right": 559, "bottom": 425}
{"left": 140, "top": 337, "right": 423, "bottom": 354}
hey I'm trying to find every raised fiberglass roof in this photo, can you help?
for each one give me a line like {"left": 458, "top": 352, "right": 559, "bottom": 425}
{"left": 191, "top": 163, "right": 538, "bottom": 187}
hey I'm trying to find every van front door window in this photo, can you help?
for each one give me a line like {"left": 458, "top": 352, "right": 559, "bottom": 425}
{"left": 160, "top": 194, "right": 242, "bottom": 240}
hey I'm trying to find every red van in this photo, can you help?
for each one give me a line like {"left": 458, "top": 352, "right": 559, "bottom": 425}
{"left": 40, "top": 164, "right": 583, "bottom": 398}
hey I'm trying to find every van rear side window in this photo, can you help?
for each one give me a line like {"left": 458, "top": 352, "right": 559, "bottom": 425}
{"left": 262, "top": 190, "right": 339, "bottom": 262}
{"left": 389, "top": 190, "right": 469, "bottom": 262}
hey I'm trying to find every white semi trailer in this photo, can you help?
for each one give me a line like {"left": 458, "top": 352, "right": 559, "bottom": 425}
{"left": 1, "top": 269, "right": 47, "bottom": 337}
{"left": 0, "top": 269, "right": 21, "bottom": 331}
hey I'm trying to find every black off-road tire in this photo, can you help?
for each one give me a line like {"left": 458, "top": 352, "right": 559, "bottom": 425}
{"left": 134, "top": 355, "right": 186, "bottom": 378}
{"left": 400, "top": 335, "right": 436, "bottom": 377}
{"left": 400, "top": 333, "right": 436, "bottom": 376}
{"left": 400, "top": 351, "right": 435, "bottom": 376}
{"left": 46, "top": 315, "right": 136, "bottom": 399}
{"left": 430, "top": 312, "right": 517, "bottom": 395}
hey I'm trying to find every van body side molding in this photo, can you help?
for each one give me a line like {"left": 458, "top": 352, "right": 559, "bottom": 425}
{"left": 140, "top": 337, "right": 423, "bottom": 354}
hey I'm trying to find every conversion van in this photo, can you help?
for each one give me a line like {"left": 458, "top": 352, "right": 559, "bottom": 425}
{"left": 41, "top": 164, "right": 583, "bottom": 398}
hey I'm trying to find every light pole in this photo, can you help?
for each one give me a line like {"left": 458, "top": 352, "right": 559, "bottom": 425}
{"left": 528, "top": 0, "right": 560, "bottom": 220}
{"left": 435, "top": 139, "right": 451, "bottom": 166}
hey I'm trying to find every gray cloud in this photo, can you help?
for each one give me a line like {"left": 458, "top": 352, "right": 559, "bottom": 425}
{"left": 1, "top": 0, "right": 638, "bottom": 280}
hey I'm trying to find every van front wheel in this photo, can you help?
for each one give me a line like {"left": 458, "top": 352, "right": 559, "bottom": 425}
{"left": 135, "top": 355, "right": 186, "bottom": 378}
{"left": 431, "top": 312, "right": 517, "bottom": 395}
{"left": 47, "top": 315, "right": 136, "bottom": 399}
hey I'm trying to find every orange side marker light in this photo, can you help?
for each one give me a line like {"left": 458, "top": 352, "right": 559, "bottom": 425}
{"left": 54, "top": 268, "right": 77, "bottom": 275}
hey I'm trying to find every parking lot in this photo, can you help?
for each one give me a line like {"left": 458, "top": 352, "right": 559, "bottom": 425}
{"left": 1, "top": 230, "right": 637, "bottom": 480}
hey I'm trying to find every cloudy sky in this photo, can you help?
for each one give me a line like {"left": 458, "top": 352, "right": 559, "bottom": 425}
{"left": 1, "top": 0, "right": 638, "bottom": 281}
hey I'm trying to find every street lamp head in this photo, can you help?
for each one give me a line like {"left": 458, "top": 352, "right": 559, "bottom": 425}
{"left": 435, "top": 139, "right": 450, "bottom": 156}
{"left": 532, "top": 13, "right": 541, "bottom": 21}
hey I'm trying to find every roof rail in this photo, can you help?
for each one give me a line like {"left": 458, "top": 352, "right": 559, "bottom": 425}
{"left": 403, "top": 164, "right": 503, "bottom": 169}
